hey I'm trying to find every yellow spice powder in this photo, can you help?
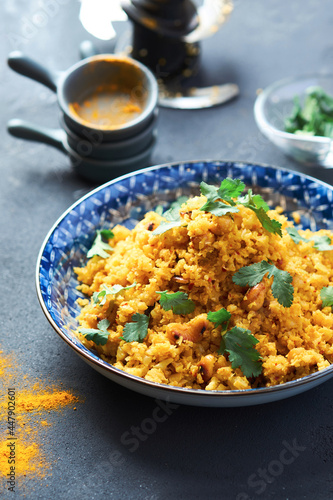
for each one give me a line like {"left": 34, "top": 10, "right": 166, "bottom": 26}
{"left": 0, "top": 347, "right": 82, "bottom": 483}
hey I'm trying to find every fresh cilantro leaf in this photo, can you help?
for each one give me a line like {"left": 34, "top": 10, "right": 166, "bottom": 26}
{"left": 219, "top": 326, "right": 262, "bottom": 378}
{"left": 200, "top": 199, "right": 239, "bottom": 217}
{"left": 250, "top": 194, "right": 270, "bottom": 212}
{"left": 87, "top": 229, "right": 114, "bottom": 258}
{"left": 152, "top": 196, "right": 188, "bottom": 235}
{"left": 286, "top": 227, "right": 308, "bottom": 244}
{"left": 232, "top": 260, "right": 294, "bottom": 307}
{"left": 320, "top": 286, "right": 333, "bottom": 309}
{"left": 311, "top": 235, "right": 332, "bottom": 251}
{"left": 152, "top": 219, "right": 185, "bottom": 235}
{"left": 287, "top": 227, "right": 333, "bottom": 251}
{"left": 200, "top": 178, "right": 245, "bottom": 204}
{"left": 155, "top": 205, "right": 164, "bottom": 216}
{"left": 269, "top": 267, "right": 294, "bottom": 307}
{"left": 99, "top": 229, "right": 114, "bottom": 240}
{"left": 207, "top": 308, "right": 231, "bottom": 331}
{"left": 239, "top": 190, "right": 282, "bottom": 237}
{"left": 254, "top": 207, "right": 282, "bottom": 236}
{"left": 284, "top": 86, "right": 333, "bottom": 138}
{"left": 79, "top": 319, "right": 110, "bottom": 345}
{"left": 121, "top": 313, "right": 149, "bottom": 342}
{"left": 199, "top": 180, "right": 240, "bottom": 215}
{"left": 200, "top": 181, "right": 222, "bottom": 203}
{"left": 218, "top": 178, "right": 246, "bottom": 202}
{"left": 162, "top": 196, "right": 188, "bottom": 219}
{"left": 157, "top": 290, "right": 195, "bottom": 315}
{"left": 93, "top": 282, "right": 137, "bottom": 306}
{"left": 232, "top": 260, "right": 272, "bottom": 287}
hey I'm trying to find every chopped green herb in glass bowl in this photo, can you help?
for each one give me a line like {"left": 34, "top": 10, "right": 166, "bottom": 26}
{"left": 254, "top": 75, "right": 333, "bottom": 167}
{"left": 285, "top": 86, "right": 333, "bottom": 138}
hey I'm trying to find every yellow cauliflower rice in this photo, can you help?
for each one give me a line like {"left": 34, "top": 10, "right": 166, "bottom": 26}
{"left": 74, "top": 185, "right": 333, "bottom": 391}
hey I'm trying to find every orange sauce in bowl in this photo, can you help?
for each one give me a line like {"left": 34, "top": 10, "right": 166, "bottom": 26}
{"left": 68, "top": 84, "right": 143, "bottom": 129}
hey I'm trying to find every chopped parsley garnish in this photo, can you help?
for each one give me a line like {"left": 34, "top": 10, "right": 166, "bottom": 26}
{"left": 157, "top": 290, "right": 195, "bottom": 315}
{"left": 152, "top": 197, "right": 188, "bottom": 235}
{"left": 87, "top": 229, "right": 114, "bottom": 258}
{"left": 79, "top": 319, "right": 110, "bottom": 345}
{"left": 284, "top": 86, "right": 333, "bottom": 139}
{"left": 93, "top": 283, "right": 137, "bottom": 306}
{"left": 287, "top": 227, "right": 333, "bottom": 251}
{"left": 207, "top": 308, "right": 231, "bottom": 330}
{"left": 232, "top": 260, "right": 294, "bottom": 307}
{"left": 199, "top": 178, "right": 282, "bottom": 236}
{"left": 121, "top": 313, "right": 149, "bottom": 343}
{"left": 320, "top": 286, "right": 333, "bottom": 309}
{"left": 219, "top": 327, "right": 262, "bottom": 378}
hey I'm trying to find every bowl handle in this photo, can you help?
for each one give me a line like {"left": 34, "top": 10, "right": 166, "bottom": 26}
{"left": 7, "top": 51, "right": 63, "bottom": 92}
{"left": 7, "top": 119, "right": 67, "bottom": 154}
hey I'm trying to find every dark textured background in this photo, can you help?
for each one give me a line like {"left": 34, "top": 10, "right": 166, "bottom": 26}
{"left": 1, "top": 1, "right": 333, "bottom": 499}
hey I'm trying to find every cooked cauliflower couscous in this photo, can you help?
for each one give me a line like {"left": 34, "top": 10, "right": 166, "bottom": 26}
{"left": 74, "top": 179, "right": 333, "bottom": 391}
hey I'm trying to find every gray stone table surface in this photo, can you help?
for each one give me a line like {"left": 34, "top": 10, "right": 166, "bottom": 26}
{"left": 1, "top": 1, "right": 333, "bottom": 499}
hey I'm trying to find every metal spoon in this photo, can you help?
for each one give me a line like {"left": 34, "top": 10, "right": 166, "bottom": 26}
{"left": 157, "top": 82, "right": 239, "bottom": 109}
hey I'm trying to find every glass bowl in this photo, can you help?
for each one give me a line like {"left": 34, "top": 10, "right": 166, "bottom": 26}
{"left": 254, "top": 74, "right": 333, "bottom": 167}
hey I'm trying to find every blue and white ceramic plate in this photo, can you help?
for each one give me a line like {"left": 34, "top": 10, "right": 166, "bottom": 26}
{"left": 36, "top": 160, "right": 333, "bottom": 407}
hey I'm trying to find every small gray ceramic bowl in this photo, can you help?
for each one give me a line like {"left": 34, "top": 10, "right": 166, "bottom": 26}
{"left": 8, "top": 52, "right": 159, "bottom": 142}
{"left": 254, "top": 74, "right": 333, "bottom": 167}
{"left": 7, "top": 118, "right": 157, "bottom": 183}
{"left": 61, "top": 109, "right": 158, "bottom": 161}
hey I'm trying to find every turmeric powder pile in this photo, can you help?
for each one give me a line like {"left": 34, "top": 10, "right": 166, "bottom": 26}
{"left": 0, "top": 347, "right": 81, "bottom": 493}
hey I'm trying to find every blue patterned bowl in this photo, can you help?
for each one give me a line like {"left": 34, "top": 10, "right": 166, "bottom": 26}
{"left": 36, "top": 160, "right": 333, "bottom": 407}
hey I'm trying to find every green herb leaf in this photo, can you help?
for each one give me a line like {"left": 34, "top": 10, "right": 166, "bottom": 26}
{"left": 79, "top": 319, "right": 110, "bottom": 345}
{"left": 239, "top": 190, "right": 282, "bottom": 237}
{"left": 320, "top": 286, "right": 333, "bottom": 309}
{"left": 155, "top": 205, "right": 164, "bottom": 216}
{"left": 93, "top": 282, "right": 137, "bottom": 306}
{"left": 311, "top": 235, "right": 333, "bottom": 251}
{"left": 284, "top": 86, "right": 333, "bottom": 138}
{"left": 152, "top": 219, "right": 185, "bottom": 235}
{"left": 121, "top": 313, "right": 149, "bottom": 342}
{"left": 200, "top": 178, "right": 245, "bottom": 206}
{"left": 287, "top": 227, "right": 333, "bottom": 251}
{"left": 232, "top": 260, "right": 294, "bottom": 307}
{"left": 157, "top": 290, "right": 195, "bottom": 315}
{"left": 219, "top": 326, "right": 262, "bottom": 378}
{"left": 152, "top": 196, "right": 188, "bottom": 235}
{"left": 286, "top": 227, "right": 308, "bottom": 244}
{"left": 253, "top": 207, "right": 282, "bottom": 236}
{"left": 207, "top": 308, "right": 231, "bottom": 331}
{"left": 87, "top": 230, "right": 114, "bottom": 258}
{"left": 199, "top": 199, "right": 239, "bottom": 217}
{"left": 250, "top": 194, "right": 270, "bottom": 212}
{"left": 162, "top": 196, "right": 188, "bottom": 219}
{"left": 199, "top": 179, "right": 241, "bottom": 215}
{"left": 218, "top": 178, "right": 246, "bottom": 202}
{"left": 232, "top": 260, "right": 272, "bottom": 287}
